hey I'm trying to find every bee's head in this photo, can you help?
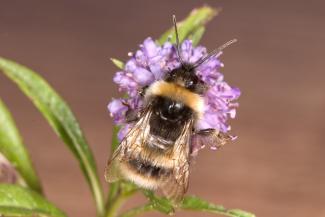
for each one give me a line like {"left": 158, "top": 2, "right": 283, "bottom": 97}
{"left": 164, "top": 64, "right": 206, "bottom": 94}
{"left": 167, "top": 15, "right": 236, "bottom": 95}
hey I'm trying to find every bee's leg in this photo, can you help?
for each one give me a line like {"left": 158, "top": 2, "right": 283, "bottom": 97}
{"left": 138, "top": 85, "right": 149, "bottom": 97}
{"left": 120, "top": 100, "right": 140, "bottom": 123}
{"left": 123, "top": 86, "right": 148, "bottom": 123}
{"left": 195, "top": 128, "right": 217, "bottom": 136}
{"left": 195, "top": 128, "right": 232, "bottom": 150}
{"left": 196, "top": 128, "right": 231, "bottom": 140}
{"left": 125, "top": 109, "right": 140, "bottom": 123}
{"left": 190, "top": 129, "right": 217, "bottom": 156}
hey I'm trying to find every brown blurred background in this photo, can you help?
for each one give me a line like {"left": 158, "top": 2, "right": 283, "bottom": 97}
{"left": 1, "top": 0, "right": 324, "bottom": 216}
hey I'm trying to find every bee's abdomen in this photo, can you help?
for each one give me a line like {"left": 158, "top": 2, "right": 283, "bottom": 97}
{"left": 128, "top": 158, "right": 171, "bottom": 179}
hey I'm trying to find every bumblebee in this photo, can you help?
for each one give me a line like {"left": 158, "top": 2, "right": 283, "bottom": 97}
{"left": 105, "top": 16, "right": 236, "bottom": 202}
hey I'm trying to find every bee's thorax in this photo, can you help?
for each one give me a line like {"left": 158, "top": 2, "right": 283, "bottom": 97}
{"left": 148, "top": 96, "right": 192, "bottom": 146}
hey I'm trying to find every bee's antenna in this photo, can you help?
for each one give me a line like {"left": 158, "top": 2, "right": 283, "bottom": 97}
{"left": 173, "top": 15, "right": 185, "bottom": 66}
{"left": 191, "top": 39, "right": 238, "bottom": 69}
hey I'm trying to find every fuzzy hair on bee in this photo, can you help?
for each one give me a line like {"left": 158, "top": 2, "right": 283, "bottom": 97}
{"left": 105, "top": 15, "right": 236, "bottom": 202}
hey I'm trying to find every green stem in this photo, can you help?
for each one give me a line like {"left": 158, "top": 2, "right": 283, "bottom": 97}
{"left": 106, "top": 182, "right": 120, "bottom": 208}
{"left": 106, "top": 194, "right": 126, "bottom": 217}
{"left": 105, "top": 186, "right": 137, "bottom": 217}
{"left": 94, "top": 180, "right": 105, "bottom": 217}
{"left": 118, "top": 204, "right": 154, "bottom": 217}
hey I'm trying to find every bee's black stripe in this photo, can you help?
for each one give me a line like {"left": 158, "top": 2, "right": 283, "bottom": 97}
{"left": 128, "top": 158, "right": 171, "bottom": 179}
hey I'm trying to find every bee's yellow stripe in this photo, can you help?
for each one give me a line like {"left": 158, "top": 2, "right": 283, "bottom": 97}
{"left": 146, "top": 81, "right": 204, "bottom": 116}
{"left": 119, "top": 162, "right": 159, "bottom": 190}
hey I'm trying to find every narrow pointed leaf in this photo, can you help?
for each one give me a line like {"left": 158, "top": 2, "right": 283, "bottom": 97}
{"left": 158, "top": 6, "right": 219, "bottom": 44}
{"left": 0, "top": 57, "right": 105, "bottom": 216}
{"left": 141, "top": 193, "right": 255, "bottom": 217}
{"left": 106, "top": 126, "right": 121, "bottom": 206}
{"left": 0, "top": 98, "right": 42, "bottom": 193}
{"left": 110, "top": 58, "right": 125, "bottom": 70}
{"left": 111, "top": 126, "right": 120, "bottom": 153}
{"left": 0, "top": 184, "right": 66, "bottom": 217}
{"left": 189, "top": 26, "right": 206, "bottom": 46}
{"left": 181, "top": 196, "right": 256, "bottom": 217}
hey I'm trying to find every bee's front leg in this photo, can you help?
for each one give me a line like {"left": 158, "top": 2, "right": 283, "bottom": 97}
{"left": 138, "top": 85, "right": 149, "bottom": 97}
{"left": 125, "top": 108, "right": 140, "bottom": 123}
{"left": 120, "top": 100, "right": 140, "bottom": 123}
{"left": 124, "top": 86, "right": 148, "bottom": 123}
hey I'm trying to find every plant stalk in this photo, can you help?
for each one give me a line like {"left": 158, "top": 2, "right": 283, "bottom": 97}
{"left": 105, "top": 186, "right": 137, "bottom": 217}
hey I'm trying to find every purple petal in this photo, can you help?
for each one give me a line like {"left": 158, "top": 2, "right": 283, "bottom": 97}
{"left": 133, "top": 67, "right": 155, "bottom": 85}
{"left": 113, "top": 71, "right": 137, "bottom": 91}
{"left": 149, "top": 61, "right": 165, "bottom": 80}
{"left": 135, "top": 50, "right": 147, "bottom": 66}
{"left": 180, "top": 40, "right": 193, "bottom": 62}
{"left": 118, "top": 124, "right": 133, "bottom": 141}
{"left": 190, "top": 46, "right": 207, "bottom": 63}
{"left": 228, "top": 108, "right": 236, "bottom": 118}
{"left": 125, "top": 59, "right": 138, "bottom": 72}
{"left": 143, "top": 37, "right": 160, "bottom": 58}
{"left": 107, "top": 99, "right": 128, "bottom": 123}
{"left": 160, "top": 42, "right": 174, "bottom": 57}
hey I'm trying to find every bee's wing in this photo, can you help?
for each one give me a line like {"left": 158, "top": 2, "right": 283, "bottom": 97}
{"left": 105, "top": 108, "right": 152, "bottom": 183}
{"left": 160, "top": 120, "right": 193, "bottom": 202}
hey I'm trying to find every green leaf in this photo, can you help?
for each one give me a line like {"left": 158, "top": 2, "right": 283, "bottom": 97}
{"left": 116, "top": 193, "right": 255, "bottom": 217}
{"left": 227, "top": 209, "right": 257, "bottom": 217}
{"left": 106, "top": 126, "right": 121, "bottom": 207}
{"left": 142, "top": 190, "right": 174, "bottom": 215}
{"left": 111, "top": 126, "right": 120, "bottom": 153}
{"left": 110, "top": 58, "right": 125, "bottom": 70}
{"left": 0, "top": 57, "right": 105, "bottom": 217}
{"left": 158, "top": 6, "right": 219, "bottom": 44}
{"left": 189, "top": 26, "right": 206, "bottom": 46}
{"left": 181, "top": 196, "right": 256, "bottom": 217}
{"left": 0, "top": 98, "right": 42, "bottom": 193}
{"left": 0, "top": 184, "right": 66, "bottom": 217}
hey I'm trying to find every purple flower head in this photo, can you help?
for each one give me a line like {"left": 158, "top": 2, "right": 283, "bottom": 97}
{"left": 108, "top": 37, "right": 240, "bottom": 153}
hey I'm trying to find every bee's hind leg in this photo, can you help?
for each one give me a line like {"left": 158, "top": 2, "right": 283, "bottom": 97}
{"left": 195, "top": 128, "right": 217, "bottom": 136}
{"left": 191, "top": 128, "right": 230, "bottom": 154}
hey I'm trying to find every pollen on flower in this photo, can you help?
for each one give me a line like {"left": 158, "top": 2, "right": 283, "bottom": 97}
{"left": 108, "top": 37, "right": 240, "bottom": 150}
